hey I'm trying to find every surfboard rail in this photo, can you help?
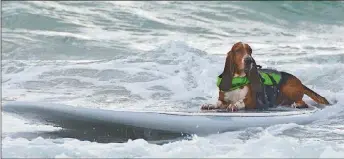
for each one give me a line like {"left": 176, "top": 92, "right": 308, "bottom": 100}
{"left": 118, "top": 106, "right": 319, "bottom": 117}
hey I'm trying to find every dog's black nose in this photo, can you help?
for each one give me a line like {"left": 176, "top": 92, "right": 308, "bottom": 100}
{"left": 244, "top": 56, "right": 253, "bottom": 64}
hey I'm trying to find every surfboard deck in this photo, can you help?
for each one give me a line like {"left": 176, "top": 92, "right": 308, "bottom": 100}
{"left": 3, "top": 101, "right": 321, "bottom": 143}
{"left": 151, "top": 105, "right": 318, "bottom": 117}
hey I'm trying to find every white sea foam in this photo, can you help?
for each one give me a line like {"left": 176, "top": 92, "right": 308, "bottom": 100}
{"left": 2, "top": 126, "right": 344, "bottom": 158}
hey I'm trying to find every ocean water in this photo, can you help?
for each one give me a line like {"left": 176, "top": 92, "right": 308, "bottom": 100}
{"left": 2, "top": 1, "right": 344, "bottom": 158}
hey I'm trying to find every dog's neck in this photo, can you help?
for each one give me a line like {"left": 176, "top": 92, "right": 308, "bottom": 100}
{"left": 234, "top": 71, "right": 246, "bottom": 77}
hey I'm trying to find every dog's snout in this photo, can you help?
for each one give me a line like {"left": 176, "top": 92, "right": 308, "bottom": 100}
{"left": 244, "top": 56, "right": 253, "bottom": 63}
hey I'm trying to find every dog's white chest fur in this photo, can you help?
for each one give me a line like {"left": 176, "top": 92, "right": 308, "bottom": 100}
{"left": 223, "top": 86, "right": 248, "bottom": 109}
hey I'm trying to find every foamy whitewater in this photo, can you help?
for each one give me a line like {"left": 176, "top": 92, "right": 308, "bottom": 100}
{"left": 2, "top": 1, "right": 344, "bottom": 158}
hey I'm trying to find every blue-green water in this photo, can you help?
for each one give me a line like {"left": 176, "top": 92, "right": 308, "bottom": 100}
{"left": 2, "top": 1, "right": 344, "bottom": 158}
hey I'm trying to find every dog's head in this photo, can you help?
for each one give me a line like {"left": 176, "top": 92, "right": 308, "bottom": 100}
{"left": 219, "top": 42, "right": 255, "bottom": 91}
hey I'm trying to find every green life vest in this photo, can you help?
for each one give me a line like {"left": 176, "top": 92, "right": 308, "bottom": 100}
{"left": 216, "top": 71, "right": 281, "bottom": 91}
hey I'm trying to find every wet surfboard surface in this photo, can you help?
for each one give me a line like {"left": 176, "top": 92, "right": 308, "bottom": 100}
{"left": 2, "top": 101, "right": 321, "bottom": 143}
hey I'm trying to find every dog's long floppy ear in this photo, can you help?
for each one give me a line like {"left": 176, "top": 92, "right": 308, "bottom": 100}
{"left": 219, "top": 51, "right": 235, "bottom": 91}
{"left": 245, "top": 58, "right": 262, "bottom": 93}
{"left": 245, "top": 58, "right": 268, "bottom": 109}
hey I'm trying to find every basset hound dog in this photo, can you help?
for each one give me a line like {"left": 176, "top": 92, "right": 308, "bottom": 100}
{"left": 201, "top": 42, "right": 330, "bottom": 112}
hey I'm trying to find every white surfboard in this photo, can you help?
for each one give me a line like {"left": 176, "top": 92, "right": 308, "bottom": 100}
{"left": 3, "top": 101, "right": 320, "bottom": 136}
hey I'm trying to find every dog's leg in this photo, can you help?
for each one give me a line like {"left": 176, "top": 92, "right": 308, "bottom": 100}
{"left": 243, "top": 85, "right": 256, "bottom": 110}
{"left": 279, "top": 74, "right": 315, "bottom": 108}
{"left": 201, "top": 91, "right": 229, "bottom": 110}
{"left": 278, "top": 75, "right": 306, "bottom": 108}
{"left": 291, "top": 100, "right": 309, "bottom": 108}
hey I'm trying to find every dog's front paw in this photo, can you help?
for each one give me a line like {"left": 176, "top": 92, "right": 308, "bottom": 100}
{"left": 201, "top": 104, "right": 218, "bottom": 110}
{"left": 216, "top": 100, "right": 232, "bottom": 109}
{"left": 230, "top": 100, "right": 245, "bottom": 111}
{"left": 201, "top": 100, "right": 230, "bottom": 110}
{"left": 226, "top": 104, "right": 238, "bottom": 112}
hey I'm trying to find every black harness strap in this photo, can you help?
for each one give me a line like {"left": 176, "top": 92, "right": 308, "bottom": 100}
{"left": 265, "top": 73, "right": 279, "bottom": 108}
{"left": 255, "top": 69, "right": 284, "bottom": 110}
{"left": 253, "top": 72, "right": 268, "bottom": 110}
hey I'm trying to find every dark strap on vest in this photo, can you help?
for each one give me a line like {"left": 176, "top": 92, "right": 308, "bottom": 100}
{"left": 265, "top": 73, "right": 279, "bottom": 108}
{"left": 254, "top": 73, "right": 268, "bottom": 110}
{"left": 255, "top": 70, "right": 282, "bottom": 110}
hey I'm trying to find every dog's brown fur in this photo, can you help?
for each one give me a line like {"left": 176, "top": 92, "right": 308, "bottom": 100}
{"left": 202, "top": 42, "right": 330, "bottom": 111}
